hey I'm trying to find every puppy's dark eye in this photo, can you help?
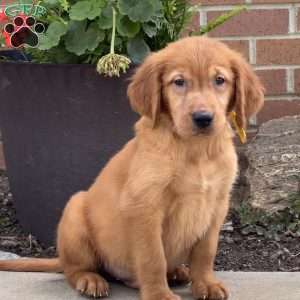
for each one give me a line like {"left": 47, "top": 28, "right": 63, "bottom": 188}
{"left": 173, "top": 78, "right": 186, "bottom": 87}
{"left": 215, "top": 75, "right": 226, "bottom": 86}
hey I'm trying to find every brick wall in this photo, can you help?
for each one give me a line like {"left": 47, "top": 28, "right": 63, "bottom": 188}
{"left": 194, "top": 0, "right": 300, "bottom": 125}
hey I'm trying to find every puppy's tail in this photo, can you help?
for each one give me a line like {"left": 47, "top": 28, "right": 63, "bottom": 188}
{"left": 0, "top": 258, "right": 62, "bottom": 273}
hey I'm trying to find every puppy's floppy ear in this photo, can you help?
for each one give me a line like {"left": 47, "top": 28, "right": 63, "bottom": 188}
{"left": 127, "top": 53, "right": 163, "bottom": 127}
{"left": 228, "top": 54, "right": 265, "bottom": 130}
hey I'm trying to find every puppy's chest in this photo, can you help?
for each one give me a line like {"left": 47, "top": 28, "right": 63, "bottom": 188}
{"left": 170, "top": 159, "right": 216, "bottom": 196}
{"left": 162, "top": 194, "right": 215, "bottom": 267}
{"left": 162, "top": 163, "right": 219, "bottom": 263}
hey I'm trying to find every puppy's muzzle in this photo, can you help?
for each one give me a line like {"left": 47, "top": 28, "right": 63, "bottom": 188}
{"left": 192, "top": 111, "right": 214, "bottom": 129}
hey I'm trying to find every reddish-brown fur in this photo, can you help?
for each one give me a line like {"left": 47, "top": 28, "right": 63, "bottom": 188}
{"left": 0, "top": 37, "right": 264, "bottom": 300}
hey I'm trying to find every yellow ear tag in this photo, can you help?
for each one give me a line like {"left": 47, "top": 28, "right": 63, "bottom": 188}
{"left": 230, "top": 111, "right": 247, "bottom": 144}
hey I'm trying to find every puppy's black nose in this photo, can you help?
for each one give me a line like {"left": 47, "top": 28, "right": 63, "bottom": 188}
{"left": 192, "top": 111, "right": 214, "bottom": 129}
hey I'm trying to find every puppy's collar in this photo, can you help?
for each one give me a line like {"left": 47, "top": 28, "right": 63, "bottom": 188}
{"left": 230, "top": 111, "right": 247, "bottom": 144}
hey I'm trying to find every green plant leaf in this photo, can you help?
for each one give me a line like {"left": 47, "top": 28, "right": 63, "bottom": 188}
{"left": 127, "top": 37, "right": 150, "bottom": 64}
{"left": 65, "top": 21, "right": 105, "bottom": 55}
{"left": 118, "top": 0, "right": 162, "bottom": 22}
{"left": 59, "top": 0, "right": 70, "bottom": 11}
{"left": 117, "top": 16, "right": 140, "bottom": 38}
{"left": 142, "top": 22, "right": 157, "bottom": 37}
{"left": 29, "top": 44, "right": 80, "bottom": 64}
{"left": 98, "top": 4, "right": 113, "bottom": 29}
{"left": 38, "top": 21, "right": 68, "bottom": 50}
{"left": 69, "top": 1, "right": 92, "bottom": 20}
{"left": 106, "top": 31, "right": 123, "bottom": 48}
{"left": 31, "top": 0, "right": 244, "bottom": 65}
{"left": 42, "top": 0, "right": 60, "bottom": 7}
{"left": 89, "top": 0, "right": 106, "bottom": 20}
{"left": 69, "top": 0, "right": 105, "bottom": 21}
{"left": 86, "top": 22, "right": 105, "bottom": 51}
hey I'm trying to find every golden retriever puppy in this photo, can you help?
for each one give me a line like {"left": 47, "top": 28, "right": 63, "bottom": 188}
{"left": 0, "top": 36, "right": 264, "bottom": 300}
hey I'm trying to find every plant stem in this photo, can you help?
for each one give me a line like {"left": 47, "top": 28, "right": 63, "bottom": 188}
{"left": 110, "top": 6, "right": 116, "bottom": 54}
{"left": 191, "top": 5, "right": 247, "bottom": 36}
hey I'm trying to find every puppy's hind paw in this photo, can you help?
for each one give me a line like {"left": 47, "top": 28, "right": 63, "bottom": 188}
{"left": 168, "top": 264, "right": 191, "bottom": 286}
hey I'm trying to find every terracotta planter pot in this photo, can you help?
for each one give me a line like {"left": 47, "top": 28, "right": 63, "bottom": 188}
{"left": 0, "top": 62, "right": 137, "bottom": 246}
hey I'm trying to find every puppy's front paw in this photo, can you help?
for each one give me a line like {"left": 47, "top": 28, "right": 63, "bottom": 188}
{"left": 75, "top": 272, "right": 109, "bottom": 298}
{"left": 142, "top": 290, "right": 182, "bottom": 300}
{"left": 191, "top": 279, "right": 228, "bottom": 300}
{"left": 159, "top": 292, "right": 182, "bottom": 300}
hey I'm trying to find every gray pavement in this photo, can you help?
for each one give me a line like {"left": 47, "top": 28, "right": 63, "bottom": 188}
{"left": 0, "top": 250, "right": 20, "bottom": 260}
{"left": 0, "top": 271, "right": 300, "bottom": 300}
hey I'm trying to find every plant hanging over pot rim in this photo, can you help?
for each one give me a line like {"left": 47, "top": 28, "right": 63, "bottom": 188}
{"left": 2, "top": 0, "right": 246, "bottom": 76}
{"left": 96, "top": 5, "right": 131, "bottom": 77}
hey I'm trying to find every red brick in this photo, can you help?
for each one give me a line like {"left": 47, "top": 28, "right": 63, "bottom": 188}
{"left": 207, "top": 9, "right": 289, "bottom": 37}
{"left": 256, "top": 39, "right": 300, "bottom": 65}
{"left": 255, "top": 69, "right": 287, "bottom": 96}
{"left": 294, "top": 69, "right": 300, "bottom": 93}
{"left": 222, "top": 40, "right": 249, "bottom": 61}
{"left": 257, "top": 100, "right": 300, "bottom": 124}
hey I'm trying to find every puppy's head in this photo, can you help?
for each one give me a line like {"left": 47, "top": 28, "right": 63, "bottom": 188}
{"left": 128, "top": 36, "right": 264, "bottom": 139}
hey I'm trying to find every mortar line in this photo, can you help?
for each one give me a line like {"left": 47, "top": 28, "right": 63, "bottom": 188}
{"left": 199, "top": 10, "right": 207, "bottom": 27}
{"left": 219, "top": 34, "right": 300, "bottom": 41}
{"left": 296, "top": 7, "right": 299, "bottom": 32}
{"left": 287, "top": 69, "right": 295, "bottom": 94}
{"left": 249, "top": 39, "right": 256, "bottom": 65}
{"left": 289, "top": 6, "right": 297, "bottom": 34}
{"left": 265, "top": 96, "right": 300, "bottom": 101}
{"left": 199, "top": 4, "right": 295, "bottom": 12}
{"left": 254, "top": 65, "right": 300, "bottom": 70}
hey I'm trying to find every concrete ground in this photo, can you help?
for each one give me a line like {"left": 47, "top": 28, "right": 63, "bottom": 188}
{"left": 0, "top": 271, "right": 300, "bottom": 300}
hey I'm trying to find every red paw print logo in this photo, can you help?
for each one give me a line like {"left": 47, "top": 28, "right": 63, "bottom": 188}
{"left": 4, "top": 15, "right": 44, "bottom": 48}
